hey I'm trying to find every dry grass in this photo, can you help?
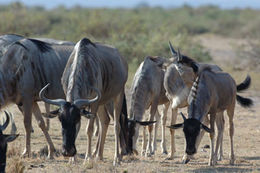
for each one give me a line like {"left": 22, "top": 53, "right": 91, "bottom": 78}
{"left": 4, "top": 34, "right": 260, "bottom": 172}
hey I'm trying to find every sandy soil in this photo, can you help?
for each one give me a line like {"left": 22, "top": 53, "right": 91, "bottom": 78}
{"left": 4, "top": 34, "right": 260, "bottom": 173}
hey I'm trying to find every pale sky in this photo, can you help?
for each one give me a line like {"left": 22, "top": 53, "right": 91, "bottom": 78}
{"left": 0, "top": 0, "right": 260, "bottom": 9}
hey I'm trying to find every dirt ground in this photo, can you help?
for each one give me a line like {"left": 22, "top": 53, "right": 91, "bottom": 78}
{"left": 4, "top": 34, "right": 260, "bottom": 173}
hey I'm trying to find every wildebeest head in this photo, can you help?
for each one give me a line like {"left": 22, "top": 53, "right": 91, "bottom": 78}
{"left": 127, "top": 119, "right": 156, "bottom": 154}
{"left": 168, "top": 112, "right": 211, "bottom": 156}
{"left": 39, "top": 83, "right": 99, "bottom": 157}
{"left": 0, "top": 111, "right": 19, "bottom": 172}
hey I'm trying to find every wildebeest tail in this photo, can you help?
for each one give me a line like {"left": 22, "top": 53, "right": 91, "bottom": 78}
{"left": 236, "top": 95, "right": 253, "bottom": 107}
{"left": 119, "top": 93, "right": 130, "bottom": 155}
{"left": 237, "top": 75, "right": 251, "bottom": 92}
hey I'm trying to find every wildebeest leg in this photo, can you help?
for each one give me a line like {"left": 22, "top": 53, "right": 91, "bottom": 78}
{"left": 146, "top": 100, "right": 159, "bottom": 157}
{"left": 161, "top": 102, "right": 169, "bottom": 154}
{"left": 94, "top": 116, "right": 99, "bottom": 137}
{"left": 227, "top": 104, "right": 235, "bottom": 165}
{"left": 95, "top": 106, "right": 110, "bottom": 161}
{"left": 151, "top": 109, "right": 160, "bottom": 155}
{"left": 215, "top": 112, "right": 225, "bottom": 161}
{"left": 32, "top": 103, "right": 55, "bottom": 159}
{"left": 84, "top": 118, "right": 95, "bottom": 163}
{"left": 17, "top": 104, "right": 34, "bottom": 133}
{"left": 166, "top": 108, "right": 177, "bottom": 160}
{"left": 209, "top": 113, "right": 216, "bottom": 166}
{"left": 21, "top": 99, "right": 33, "bottom": 158}
{"left": 113, "top": 91, "right": 124, "bottom": 166}
{"left": 44, "top": 103, "right": 50, "bottom": 131}
{"left": 141, "top": 126, "right": 147, "bottom": 156}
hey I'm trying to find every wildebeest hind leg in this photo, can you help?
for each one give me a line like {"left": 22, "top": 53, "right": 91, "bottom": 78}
{"left": 33, "top": 103, "right": 55, "bottom": 159}
{"left": 113, "top": 91, "right": 124, "bottom": 166}
{"left": 227, "top": 104, "right": 235, "bottom": 165}
{"left": 44, "top": 103, "right": 50, "bottom": 131}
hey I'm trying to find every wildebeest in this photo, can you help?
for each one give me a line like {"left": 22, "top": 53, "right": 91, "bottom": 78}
{"left": 39, "top": 38, "right": 128, "bottom": 165}
{"left": 0, "top": 34, "right": 76, "bottom": 131}
{"left": 0, "top": 111, "right": 19, "bottom": 173}
{"left": 169, "top": 54, "right": 253, "bottom": 165}
{"left": 0, "top": 37, "right": 74, "bottom": 159}
{"left": 128, "top": 56, "right": 170, "bottom": 156}
{"left": 164, "top": 42, "right": 223, "bottom": 161}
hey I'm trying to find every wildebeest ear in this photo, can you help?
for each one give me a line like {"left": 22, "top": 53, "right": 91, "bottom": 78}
{"left": 201, "top": 124, "right": 212, "bottom": 133}
{"left": 136, "top": 120, "right": 156, "bottom": 126}
{"left": 80, "top": 109, "right": 96, "bottom": 119}
{"left": 4, "top": 134, "right": 19, "bottom": 143}
{"left": 167, "top": 123, "right": 183, "bottom": 129}
{"left": 42, "top": 109, "right": 60, "bottom": 119}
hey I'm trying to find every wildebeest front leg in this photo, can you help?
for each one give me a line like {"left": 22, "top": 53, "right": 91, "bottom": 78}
{"left": 209, "top": 113, "right": 216, "bottom": 166}
{"left": 141, "top": 126, "right": 147, "bottom": 156}
{"left": 84, "top": 118, "right": 95, "bottom": 163}
{"left": 161, "top": 102, "right": 170, "bottom": 155}
{"left": 32, "top": 103, "right": 55, "bottom": 159}
{"left": 95, "top": 106, "right": 110, "bottom": 161}
{"left": 44, "top": 103, "right": 50, "bottom": 131}
{"left": 113, "top": 91, "right": 124, "bottom": 166}
{"left": 21, "top": 99, "right": 33, "bottom": 158}
{"left": 145, "top": 100, "right": 158, "bottom": 157}
{"left": 151, "top": 109, "right": 160, "bottom": 155}
{"left": 166, "top": 108, "right": 177, "bottom": 160}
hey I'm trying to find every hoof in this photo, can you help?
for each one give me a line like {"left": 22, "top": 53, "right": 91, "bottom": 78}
{"left": 182, "top": 158, "right": 190, "bottom": 164}
{"left": 162, "top": 150, "right": 168, "bottom": 155}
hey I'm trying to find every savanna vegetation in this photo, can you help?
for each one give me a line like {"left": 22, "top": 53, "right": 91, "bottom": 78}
{"left": 1, "top": 2, "right": 260, "bottom": 73}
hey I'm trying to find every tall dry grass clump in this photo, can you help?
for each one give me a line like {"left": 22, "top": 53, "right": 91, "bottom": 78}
{"left": 6, "top": 145, "right": 25, "bottom": 173}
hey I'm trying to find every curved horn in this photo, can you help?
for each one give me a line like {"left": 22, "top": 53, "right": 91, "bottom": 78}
{"left": 180, "top": 112, "right": 186, "bottom": 121}
{"left": 73, "top": 87, "right": 101, "bottom": 108}
{"left": 39, "top": 83, "right": 66, "bottom": 106}
{"left": 177, "top": 48, "right": 183, "bottom": 62}
{"left": 0, "top": 111, "right": 10, "bottom": 131}
{"left": 169, "top": 41, "right": 177, "bottom": 56}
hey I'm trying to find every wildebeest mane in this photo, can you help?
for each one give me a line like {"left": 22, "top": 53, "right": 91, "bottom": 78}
{"left": 28, "top": 39, "right": 52, "bottom": 53}
{"left": 178, "top": 55, "right": 199, "bottom": 73}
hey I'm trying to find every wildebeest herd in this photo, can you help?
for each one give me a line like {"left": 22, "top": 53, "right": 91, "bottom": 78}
{"left": 0, "top": 34, "right": 253, "bottom": 172}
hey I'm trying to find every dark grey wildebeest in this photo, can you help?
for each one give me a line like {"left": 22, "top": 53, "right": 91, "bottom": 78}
{"left": 0, "top": 34, "right": 76, "bottom": 131}
{"left": 0, "top": 111, "right": 19, "bottom": 173}
{"left": 0, "top": 37, "right": 74, "bottom": 159}
{"left": 169, "top": 56, "right": 253, "bottom": 165}
{"left": 128, "top": 56, "right": 170, "bottom": 157}
{"left": 164, "top": 42, "right": 224, "bottom": 162}
{"left": 39, "top": 38, "right": 128, "bottom": 165}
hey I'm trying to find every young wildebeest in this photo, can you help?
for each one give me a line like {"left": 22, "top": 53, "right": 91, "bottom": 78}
{"left": 0, "top": 37, "right": 75, "bottom": 159}
{"left": 128, "top": 56, "right": 170, "bottom": 156}
{"left": 0, "top": 111, "right": 19, "bottom": 173}
{"left": 163, "top": 43, "right": 223, "bottom": 161}
{"left": 40, "top": 38, "right": 128, "bottom": 166}
{"left": 169, "top": 55, "right": 253, "bottom": 165}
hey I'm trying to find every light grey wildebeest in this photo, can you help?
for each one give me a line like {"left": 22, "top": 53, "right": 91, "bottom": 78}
{"left": 163, "top": 42, "right": 224, "bottom": 162}
{"left": 39, "top": 38, "right": 128, "bottom": 165}
{"left": 128, "top": 56, "right": 170, "bottom": 157}
{"left": 169, "top": 54, "right": 253, "bottom": 165}
{"left": 0, "top": 37, "right": 74, "bottom": 159}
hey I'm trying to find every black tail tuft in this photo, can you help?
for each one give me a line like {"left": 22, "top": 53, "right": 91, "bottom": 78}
{"left": 237, "top": 75, "right": 251, "bottom": 92}
{"left": 119, "top": 94, "right": 130, "bottom": 155}
{"left": 236, "top": 95, "right": 253, "bottom": 108}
